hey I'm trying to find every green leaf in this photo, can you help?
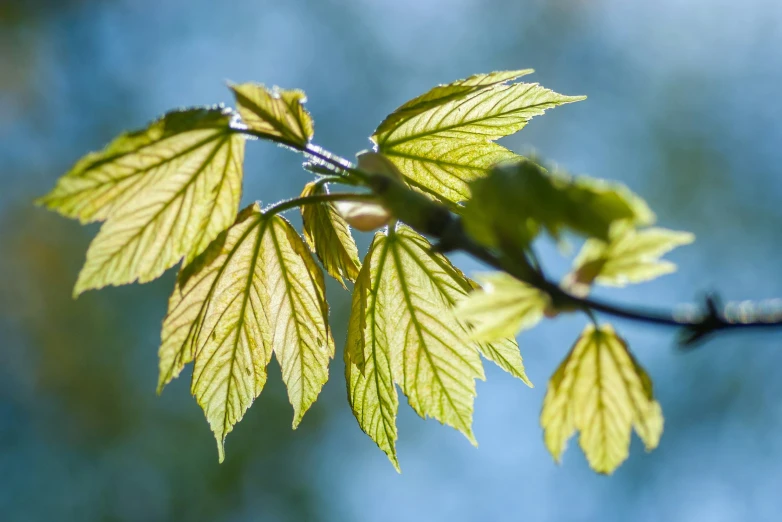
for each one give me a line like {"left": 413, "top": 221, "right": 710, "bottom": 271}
{"left": 371, "top": 71, "right": 584, "bottom": 206}
{"left": 231, "top": 83, "right": 314, "bottom": 148}
{"left": 540, "top": 324, "right": 663, "bottom": 474}
{"left": 347, "top": 224, "right": 531, "bottom": 466}
{"left": 158, "top": 205, "right": 333, "bottom": 461}
{"left": 455, "top": 272, "right": 549, "bottom": 343}
{"left": 568, "top": 222, "right": 695, "bottom": 289}
{"left": 474, "top": 337, "right": 533, "bottom": 387}
{"left": 300, "top": 182, "right": 361, "bottom": 288}
{"left": 463, "top": 160, "right": 654, "bottom": 253}
{"left": 37, "top": 107, "right": 245, "bottom": 296}
{"left": 348, "top": 225, "right": 485, "bottom": 446}
{"left": 345, "top": 249, "right": 400, "bottom": 470}
{"left": 374, "top": 70, "right": 534, "bottom": 136}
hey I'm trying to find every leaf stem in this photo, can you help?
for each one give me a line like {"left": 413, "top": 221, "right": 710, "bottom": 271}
{"left": 303, "top": 144, "right": 371, "bottom": 183}
{"left": 262, "top": 192, "right": 376, "bottom": 217}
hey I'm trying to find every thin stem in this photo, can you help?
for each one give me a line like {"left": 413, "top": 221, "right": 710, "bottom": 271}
{"left": 312, "top": 175, "right": 347, "bottom": 189}
{"left": 262, "top": 192, "right": 376, "bottom": 217}
{"left": 236, "top": 128, "right": 307, "bottom": 153}
{"left": 303, "top": 144, "right": 371, "bottom": 183}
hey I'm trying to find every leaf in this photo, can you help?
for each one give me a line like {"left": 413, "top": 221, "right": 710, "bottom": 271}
{"left": 374, "top": 70, "right": 534, "bottom": 136}
{"left": 158, "top": 205, "right": 333, "bottom": 461}
{"left": 345, "top": 249, "right": 400, "bottom": 469}
{"left": 455, "top": 272, "right": 549, "bottom": 343}
{"left": 231, "top": 83, "right": 314, "bottom": 148}
{"left": 376, "top": 140, "right": 519, "bottom": 208}
{"left": 348, "top": 225, "right": 484, "bottom": 446}
{"left": 540, "top": 324, "right": 663, "bottom": 474}
{"left": 568, "top": 222, "right": 695, "bottom": 289}
{"left": 474, "top": 336, "right": 533, "bottom": 387}
{"left": 37, "top": 107, "right": 245, "bottom": 295}
{"left": 463, "top": 160, "right": 654, "bottom": 253}
{"left": 300, "top": 182, "right": 361, "bottom": 288}
{"left": 371, "top": 71, "right": 584, "bottom": 206}
{"left": 347, "top": 224, "right": 531, "bottom": 466}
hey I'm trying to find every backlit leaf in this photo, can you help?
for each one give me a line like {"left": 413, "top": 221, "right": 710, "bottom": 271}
{"left": 540, "top": 324, "right": 663, "bottom": 474}
{"left": 455, "top": 272, "right": 549, "bottom": 343}
{"left": 346, "top": 224, "right": 531, "bottom": 466}
{"left": 372, "top": 71, "right": 584, "bottom": 206}
{"left": 158, "top": 205, "right": 333, "bottom": 461}
{"left": 300, "top": 182, "right": 361, "bottom": 288}
{"left": 568, "top": 222, "right": 695, "bottom": 289}
{"left": 345, "top": 249, "right": 399, "bottom": 469}
{"left": 231, "top": 83, "right": 314, "bottom": 148}
{"left": 37, "top": 107, "right": 245, "bottom": 295}
{"left": 463, "top": 160, "right": 654, "bottom": 253}
{"left": 374, "top": 70, "right": 534, "bottom": 135}
{"left": 348, "top": 224, "right": 484, "bottom": 449}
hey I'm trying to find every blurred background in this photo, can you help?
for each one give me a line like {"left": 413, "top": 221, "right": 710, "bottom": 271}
{"left": 1, "top": 0, "right": 782, "bottom": 520}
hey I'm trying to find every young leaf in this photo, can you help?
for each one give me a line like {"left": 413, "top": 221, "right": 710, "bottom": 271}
{"left": 36, "top": 107, "right": 239, "bottom": 223}
{"left": 36, "top": 107, "right": 245, "bottom": 295}
{"left": 158, "top": 205, "right": 333, "bottom": 461}
{"left": 463, "top": 160, "right": 654, "bottom": 253}
{"left": 300, "top": 182, "right": 361, "bottom": 288}
{"left": 349, "top": 224, "right": 485, "bottom": 448}
{"left": 568, "top": 223, "right": 695, "bottom": 289}
{"left": 455, "top": 272, "right": 550, "bottom": 343}
{"left": 345, "top": 248, "right": 400, "bottom": 469}
{"left": 346, "top": 224, "right": 531, "bottom": 466}
{"left": 374, "top": 70, "right": 534, "bottom": 135}
{"left": 230, "top": 83, "right": 314, "bottom": 148}
{"left": 540, "top": 324, "right": 663, "bottom": 474}
{"left": 371, "top": 71, "right": 584, "bottom": 206}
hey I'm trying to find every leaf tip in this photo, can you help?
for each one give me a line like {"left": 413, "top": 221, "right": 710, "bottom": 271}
{"left": 32, "top": 194, "right": 49, "bottom": 209}
{"left": 465, "top": 429, "right": 479, "bottom": 447}
{"left": 388, "top": 454, "right": 402, "bottom": 473}
{"left": 291, "top": 411, "right": 304, "bottom": 430}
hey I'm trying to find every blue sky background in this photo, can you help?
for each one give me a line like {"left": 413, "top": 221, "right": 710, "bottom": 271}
{"left": 1, "top": 1, "right": 782, "bottom": 520}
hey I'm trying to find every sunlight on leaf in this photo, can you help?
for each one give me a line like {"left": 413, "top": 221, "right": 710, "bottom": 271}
{"left": 158, "top": 205, "right": 333, "bottom": 461}
{"left": 36, "top": 107, "right": 245, "bottom": 295}
{"left": 374, "top": 70, "right": 534, "bottom": 135}
{"left": 540, "top": 324, "right": 663, "bottom": 474}
{"left": 455, "top": 272, "right": 549, "bottom": 343}
{"left": 231, "top": 83, "right": 314, "bottom": 148}
{"left": 463, "top": 160, "right": 654, "bottom": 253}
{"left": 300, "top": 182, "right": 361, "bottom": 288}
{"left": 568, "top": 222, "right": 695, "bottom": 290}
{"left": 371, "top": 71, "right": 584, "bottom": 206}
{"left": 345, "top": 249, "right": 400, "bottom": 470}
{"left": 346, "top": 224, "right": 532, "bottom": 468}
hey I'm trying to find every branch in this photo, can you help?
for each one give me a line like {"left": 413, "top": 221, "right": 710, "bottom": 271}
{"left": 294, "top": 144, "right": 782, "bottom": 345}
{"left": 371, "top": 175, "right": 782, "bottom": 345}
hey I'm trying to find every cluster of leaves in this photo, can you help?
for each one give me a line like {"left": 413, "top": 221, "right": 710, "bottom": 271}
{"left": 37, "top": 70, "right": 693, "bottom": 474}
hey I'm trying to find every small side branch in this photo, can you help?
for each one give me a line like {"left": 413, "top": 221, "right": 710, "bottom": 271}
{"left": 295, "top": 143, "right": 782, "bottom": 345}
{"left": 437, "top": 214, "right": 782, "bottom": 345}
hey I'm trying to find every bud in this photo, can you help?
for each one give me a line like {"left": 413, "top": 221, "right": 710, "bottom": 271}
{"left": 356, "top": 151, "right": 403, "bottom": 181}
{"left": 335, "top": 200, "right": 391, "bottom": 232}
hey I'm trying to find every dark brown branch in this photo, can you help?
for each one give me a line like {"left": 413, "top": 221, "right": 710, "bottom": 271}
{"left": 437, "top": 213, "right": 782, "bottom": 345}
{"left": 299, "top": 143, "right": 782, "bottom": 345}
